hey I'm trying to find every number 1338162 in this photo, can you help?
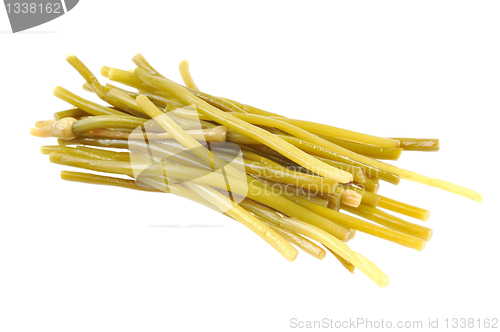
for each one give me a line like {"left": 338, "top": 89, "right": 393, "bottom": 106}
{"left": 6, "top": 2, "right": 61, "bottom": 14}
{"left": 444, "top": 318, "right": 498, "bottom": 329}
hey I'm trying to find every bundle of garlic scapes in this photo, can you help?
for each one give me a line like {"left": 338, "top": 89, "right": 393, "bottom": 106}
{"left": 30, "top": 54, "right": 482, "bottom": 287}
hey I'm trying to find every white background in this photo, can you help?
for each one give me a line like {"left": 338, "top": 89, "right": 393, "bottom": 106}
{"left": 1, "top": 1, "right": 499, "bottom": 331}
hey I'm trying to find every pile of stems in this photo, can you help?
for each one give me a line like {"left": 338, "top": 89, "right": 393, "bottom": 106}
{"left": 29, "top": 53, "right": 482, "bottom": 288}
